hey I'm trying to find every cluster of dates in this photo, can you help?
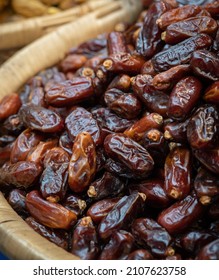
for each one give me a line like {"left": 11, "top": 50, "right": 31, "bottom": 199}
{"left": 1, "top": 0, "right": 219, "bottom": 260}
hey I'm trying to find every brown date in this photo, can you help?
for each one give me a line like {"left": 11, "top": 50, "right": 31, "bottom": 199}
{"left": 0, "top": 93, "right": 22, "bottom": 120}
{"left": 168, "top": 76, "right": 202, "bottom": 120}
{"left": 7, "top": 189, "right": 27, "bottom": 216}
{"left": 162, "top": 16, "right": 218, "bottom": 44}
{"left": 99, "top": 230, "right": 134, "bottom": 260}
{"left": 71, "top": 216, "right": 99, "bottom": 260}
{"left": 87, "top": 172, "right": 125, "bottom": 201}
{"left": 0, "top": 161, "right": 42, "bottom": 189}
{"left": 107, "top": 74, "right": 131, "bottom": 92}
{"left": 28, "top": 87, "right": 47, "bottom": 107}
{"left": 164, "top": 147, "right": 192, "bottom": 200}
{"left": 124, "top": 113, "right": 163, "bottom": 142}
{"left": 157, "top": 193, "right": 204, "bottom": 235}
{"left": 197, "top": 239, "right": 219, "bottom": 260}
{"left": 65, "top": 107, "right": 102, "bottom": 145}
{"left": 62, "top": 194, "right": 87, "bottom": 217}
{"left": 129, "top": 178, "right": 172, "bottom": 209}
{"left": 126, "top": 249, "right": 154, "bottom": 260}
{"left": 164, "top": 118, "right": 190, "bottom": 143}
{"left": 104, "top": 88, "right": 142, "bottom": 120}
{"left": 86, "top": 197, "right": 120, "bottom": 224}
{"left": 194, "top": 167, "right": 219, "bottom": 205}
{"left": 18, "top": 104, "right": 64, "bottom": 133}
{"left": 3, "top": 114, "right": 24, "bottom": 136}
{"left": 107, "top": 31, "right": 127, "bottom": 55}
{"left": 190, "top": 50, "right": 219, "bottom": 81}
{"left": 26, "top": 190, "right": 77, "bottom": 229}
{"left": 152, "top": 64, "right": 190, "bottom": 91}
{"left": 104, "top": 133, "right": 154, "bottom": 178}
{"left": 68, "top": 132, "right": 96, "bottom": 193}
{"left": 40, "top": 147, "right": 70, "bottom": 202}
{"left": 203, "top": 81, "right": 219, "bottom": 104}
{"left": 25, "top": 216, "right": 69, "bottom": 250}
{"left": 132, "top": 218, "right": 174, "bottom": 258}
{"left": 45, "top": 77, "right": 94, "bottom": 107}
{"left": 152, "top": 34, "right": 212, "bottom": 72}
{"left": 59, "top": 54, "right": 87, "bottom": 73}
{"left": 98, "top": 192, "right": 146, "bottom": 239}
{"left": 157, "top": 5, "right": 210, "bottom": 30}
{"left": 187, "top": 105, "right": 219, "bottom": 149}
{"left": 10, "top": 129, "right": 44, "bottom": 164}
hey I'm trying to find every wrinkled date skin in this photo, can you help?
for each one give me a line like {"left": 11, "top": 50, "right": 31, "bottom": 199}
{"left": 104, "top": 88, "right": 142, "bottom": 120}
{"left": 163, "top": 16, "right": 218, "bottom": 44}
{"left": 197, "top": 239, "right": 219, "bottom": 260}
{"left": 68, "top": 132, "right": 96, "bottom": 193}
{"left": 152, "top": 34, "right": 212, "bottom": 72}
{"left": 71, "top": 216, "right": 99, "bottom": 260}
{"left": 129, "top": 179, "right": 172, "bottom": 208}
{"left": 18, "top": 104, "right": 64, "bottom": 133}
{"left": 164, "top": 118, "right": 190, "bottom": 143}
{"left": 203, "top": 81, "right": 219, "bottom": 104}
{"left": 187, "top": 105, "right": 219, "bottom": 149}
{"left": 87, "top": 171, "right": 125, "bottom": 201}
{"left": 164, "top": 147, "right": 192, "bottom": 200}
{"left": 104, "top": 133, "right": 154, "bottom": 177}
{"left": 168, "top": 76, "right": 202, "bottom": 120}
{"left": 190, "top": 50, "right": 219, "bottom": 81}
{"left": 7, "top": 189, "right": 27, "bottom": 216}
{"left": 99, "top": 230, "right": 134, "bottom": 260}
{"left": 0, "top": 161, "right": 42, "bottom": 189}
{"left": 158, "top": 193, "right": 204, "bottom": 235}
{"left": 40, "top": 147, "right": 70, "bottom": 202}
{"left": 65, "top": 107, "right": 102, "bottom": 145}
{"left": 132, "top": 218, "right": 173, "bottom": 258}
{"left": 45, "top": 77, "right": 94, "bottom": 107}
{"left": 0, "top": 93, "right": 22, "bottom": 120}
{"left": 25, "top": 190, "right": 77, "bottom": 229}
{"left": 25, "top": 216, "right": 69, "bottom": 250}
{"left": 98, "top": 192, "right": 146, "bottom": 239}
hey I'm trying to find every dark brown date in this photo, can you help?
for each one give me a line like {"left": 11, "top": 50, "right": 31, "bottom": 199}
{"left": 162, "top": 16, "right": 218, "bottom": 44}
{"left": 62, "top": 194, "right": 87, "bottom": 217}
{"left": 3, "top": 114, "right": 24, "bottom": 136}
{"left": 0, "top": 142, "right": 14, "bottom": 166}
{"left": 168, "top": 76, "right": 202, "bottom": 120}
{"left": 107, "top": 31, "right": 127, "bottom": 55}
{"left": 0, "top": 161, "right": 42, "bottom": 189}
{"left": 45, "top": 77, "right": 94, "bottom": 107}
{"left": 104, "top": 133, "right": 154, "bottom": 178}
{"left": 104, "top": 88, "right": 142, "bottom": 119}
{"left": 197, "top": 239, "right": 219, "bottom": 260}
{"left": 193, "top": 146, "right": 219, "bottom": 175}
{"left": 99, "top": 230, "right": 134, "bottom": 260}
{"left": 152, "top": 34, "right": 212, "bottom": 72}
{"left": 26, "top": 190, "right": 77, "bottom": 229}
{"left": 107, "top": 74, "right": 131, "bottom": 92}
{"left": 10, "top": 128, "right": 44, "bottom": 164}
{"left": 71, "top": 216, "right": 99, "bottom": 260}
{"left": 87, "top": 172, "right": 125, "bottom": 200}
{"left": 190, "top": 50, "right": 219, "bottom": 81}
{"left": 157, "top": 5, "right": 210, "bottom": 30}
{"left": 98, "top": 192, "right": 146, "bottom": 239}
{"left": 40, "top": 147, "right": 70, "bottom": 202}
{"left": 59, "top": 54, "right": 87, "bottom": 73}
{"left": 7, "top": 189, "right": 27, "bottom": 216}
{"left": 18, "top": 104, "right": 64, "bottom": 133}
{"left": 86, "top": 197, "right": 120, "bottom": 224}
{"left": 164, "top": 118, "right": 190, "bottom": 143}
{"left": 91, "top": 107, "right": 135, "bottom": 133}
{"left": 65, "top": 107, "right": 102, "bottom": 145}
{"left": 203, "top": 81, "right": 219, "bottom": 104}
{"left": 129, "top": 179, "right": 172, "bottom": 208}
{"left": 126, "top": 249, "right": 154, "bottom": 260}
{"left": 68, "top": 132, "right": 96, "bottom": 193}
{"left": 194, "top": 167, "right": 219, "bottom": 205}
{"left": 132, "top": 218, "right": 174, "bottom": 258}
{"left": 25, "top": 216, "right": 69, "bottom": 250}
{"left": 28, "top": 87, "right": 46, "bottom": 107}
{"left": 0, "top": 93, "right": 22, "bottom": 120}
{"left": 164, "top": 147, "right": 192, "bottom": 200}
{"left": 158, "top": 193, "right": 204, "bottom": 235}
{"left": 203, "top": 1, "right": 219, "bottom": 18}
{"left": 187, "top": 105, "right": 219, "bottom": 149}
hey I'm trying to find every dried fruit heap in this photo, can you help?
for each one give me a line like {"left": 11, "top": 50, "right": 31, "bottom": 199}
{"left": 1, "top": 0, "right": 219, "bottom": 260}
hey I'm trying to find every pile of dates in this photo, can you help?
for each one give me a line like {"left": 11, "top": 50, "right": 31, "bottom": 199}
{"left": 1, "top": 0, "right": 219, "bottom": 260}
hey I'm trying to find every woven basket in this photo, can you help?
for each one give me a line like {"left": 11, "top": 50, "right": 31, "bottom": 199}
{"left": 0, "top": 0, "right": 143, "bottom": 260}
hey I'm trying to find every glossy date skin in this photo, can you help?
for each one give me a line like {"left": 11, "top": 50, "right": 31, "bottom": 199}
{"left": 0, "top": 93, "right": 22, "bottom": 120}
{"left": 104, "top": 133, "right": 154, "bottom": 178}
{"left": 197, "top": 239, "right": 219, "bottom": 260}
{"left": 158, "top": 193, "right": 204, "bottom": 235}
